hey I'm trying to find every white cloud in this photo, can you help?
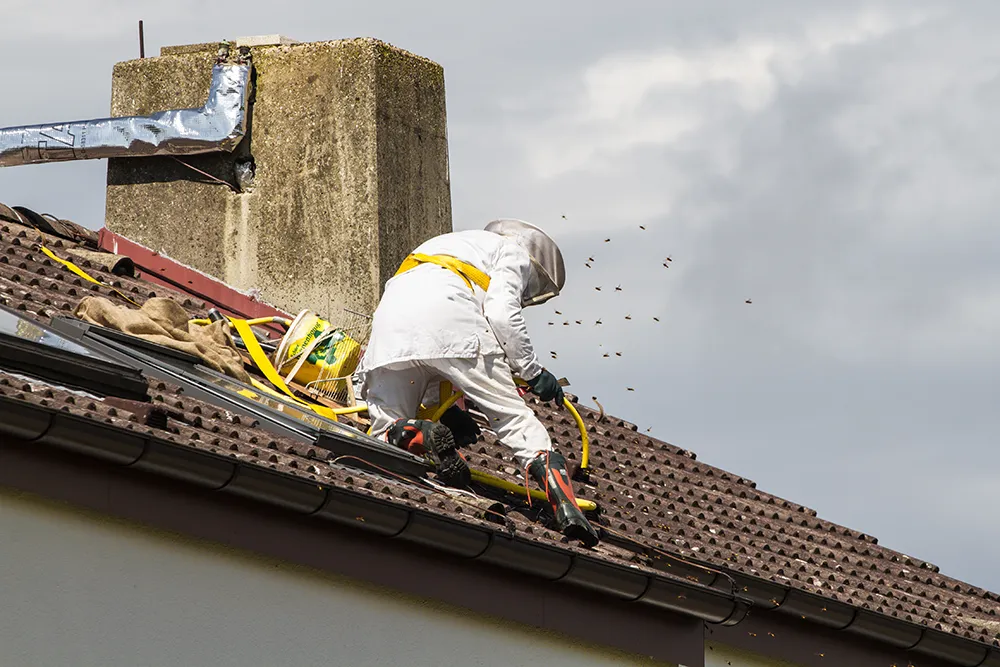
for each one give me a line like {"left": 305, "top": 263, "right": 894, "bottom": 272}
{"left": 518, "top": 9, "right": 926, "bottom": 181}
{"left": 505, "top": 5, "right": 1000, "bottom": 373}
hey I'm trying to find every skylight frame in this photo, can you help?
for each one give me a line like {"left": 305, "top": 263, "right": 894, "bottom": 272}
{"left": 0, "top": 305, "right": 148, "bottom": 400}
{"left": 50, "top": 316, "right": 429, "bottom": 477}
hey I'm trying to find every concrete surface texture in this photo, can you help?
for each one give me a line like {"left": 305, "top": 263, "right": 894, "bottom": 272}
{"left": 105, "top": 38, "right": 452, "bottom": 320}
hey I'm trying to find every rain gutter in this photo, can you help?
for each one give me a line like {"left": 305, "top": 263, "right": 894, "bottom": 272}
{"left": 604, "top": 535, "right": 1000, "bottom": 666}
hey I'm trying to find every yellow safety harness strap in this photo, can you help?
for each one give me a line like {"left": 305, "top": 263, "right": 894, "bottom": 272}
{"left": 229, "top": 317, "right": 340, "bottom": 422}
{"left": 395, "top": 253, "right": 491, "bottom": 292}
{"left": 238, "top": 381, "right": 368, "bottom": 416}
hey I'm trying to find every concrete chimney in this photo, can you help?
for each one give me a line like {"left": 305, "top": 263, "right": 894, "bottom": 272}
{"left": 105, "top": 37, "right": 452, "bottom": 319}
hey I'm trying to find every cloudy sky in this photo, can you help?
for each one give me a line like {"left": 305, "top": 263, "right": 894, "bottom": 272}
{"left": 3, "top": 1, "right": 1000, "bottom": 591}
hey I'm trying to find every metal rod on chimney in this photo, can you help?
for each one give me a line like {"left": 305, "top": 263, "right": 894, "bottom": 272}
{"left": 138, "top": 20, "right": 145, "bottom": 58}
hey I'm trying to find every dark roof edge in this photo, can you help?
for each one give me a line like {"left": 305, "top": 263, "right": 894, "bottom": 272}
{"left": 566, "top": 500, "right": 999, "bottom": 665}
{"left": 0, "top": 394, "right": 750, "bottom": 628}
{"left": 702, "top": 558, "right": 998, "bottom": 666}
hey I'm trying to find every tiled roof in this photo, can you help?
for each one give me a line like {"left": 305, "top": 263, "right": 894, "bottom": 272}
{"left": 1, "top": 208, "right": 998, "bottom": 655}
{"left": 0, "top": 214, "right": 208, "bottom": 321}
{"left": 522, "top": 401, "right": 1000, "bottom": 637}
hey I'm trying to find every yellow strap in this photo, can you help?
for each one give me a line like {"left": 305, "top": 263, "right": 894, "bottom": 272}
{"left": 40, "top": 243, "right": 141, "bottom": 307}
{"left": 229, "top": 317, "right": 340, "bottom": 422}
{"left": 10, "top": 205, "right": 141, "bottom": 308}
{"left": 395, "top": 253, "right": 491, "bottom": 292}
{"left": 41, "top": 246, "right": 102, "bottom": 286}
{"left": 248, "top": 377, "right": 331, "bottom": 418}
{"left": 32, "top": 229, "right": 342, "bottom": 424}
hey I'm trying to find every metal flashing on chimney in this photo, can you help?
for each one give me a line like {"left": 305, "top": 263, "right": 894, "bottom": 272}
{"left": 0, "top": 55, "right": 251, "bottom": 167}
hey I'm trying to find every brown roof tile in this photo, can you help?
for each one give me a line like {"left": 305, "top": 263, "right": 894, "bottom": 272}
{"left": 0, "top": 211, "right": 998, "bottom": 650}
{"left": 507, "top": 394, "right": 1000, "bottom": 644}
{"left": 0, "top": 221, "right": 207, "bottom": 322}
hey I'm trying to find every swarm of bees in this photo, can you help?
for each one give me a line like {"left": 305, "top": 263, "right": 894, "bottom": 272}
{"left": 541, "top": 221, "right": 753, "bottom": 409}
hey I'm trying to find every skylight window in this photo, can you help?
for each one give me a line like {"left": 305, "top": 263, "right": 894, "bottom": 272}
{"left": 0, "top": 306, "right": 104, "bottom": 358}
{"left": 50, "top": 315, "right": 428, "bottom": 477}
{"left": 0, "top": 305, "right": 148, "bottom": 399}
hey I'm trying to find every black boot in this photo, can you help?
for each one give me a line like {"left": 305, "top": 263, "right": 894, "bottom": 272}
{"left": 387, "top": 419, "right": 471, "bottom": 488}
{"left": 528, "top": 451, "right": 600, "bottom": 548}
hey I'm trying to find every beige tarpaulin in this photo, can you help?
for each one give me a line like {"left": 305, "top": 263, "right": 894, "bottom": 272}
{"left": 74, "top": 296, "right": 251, "bottom": 383}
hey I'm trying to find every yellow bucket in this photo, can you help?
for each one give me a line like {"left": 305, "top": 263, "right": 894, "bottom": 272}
{"left": 273, "top": 309, "right": 361, "bottom": 393}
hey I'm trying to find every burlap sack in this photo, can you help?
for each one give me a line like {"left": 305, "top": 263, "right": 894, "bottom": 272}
{"left": 74, "top": 296, "right": 251, "bottom": 383}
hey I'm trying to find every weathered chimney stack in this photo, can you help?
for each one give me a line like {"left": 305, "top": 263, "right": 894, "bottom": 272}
{"left": 105, "top": 36, "right": 452, "bottom": 318}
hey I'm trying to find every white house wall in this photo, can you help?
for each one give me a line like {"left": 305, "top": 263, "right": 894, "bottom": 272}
{"left": 706, "top": 641, "right": 804, "bottom": 667}
{"left": 0, "top": 487, "right": 670, "bottom": 667}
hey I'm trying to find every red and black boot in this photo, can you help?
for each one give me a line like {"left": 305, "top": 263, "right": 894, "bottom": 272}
{"left": 386, "top": 419, "right": 471, "bottom": 488}
{"left": 528, "top": 450, "right": 600, "bottom": 548}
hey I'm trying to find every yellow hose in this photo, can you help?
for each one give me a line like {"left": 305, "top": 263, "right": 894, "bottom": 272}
{"left": 327, "top": 403, "right": 369, "bottom": 415}
{"left": 431, "top": 389, "right": 589, "bottom": 472}
{"left": 426, "top": 385, "right": 593, "bottom": 507}
{"left": 562, "top": 399, "right": 590, "bottom": 471}
{"left": 429, "top": 390, "right": 463, "bottom": 422}
{"left": 470, "top": 469, "right": 597, "bottom": 511}
{"left": 190, "top": 316, "right": 293, "bottom": 327}
{"left": 503, "top": 377, "right": 590, "bottom": 473}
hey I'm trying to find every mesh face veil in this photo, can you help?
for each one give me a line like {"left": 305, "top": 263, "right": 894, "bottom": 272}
{"left": 484, "top": 219, "right": 566, "bottom": 306}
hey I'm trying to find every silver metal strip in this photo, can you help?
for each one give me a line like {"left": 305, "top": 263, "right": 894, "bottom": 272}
{"left": 0, "top": 62, "right": 250, "bottom": 167}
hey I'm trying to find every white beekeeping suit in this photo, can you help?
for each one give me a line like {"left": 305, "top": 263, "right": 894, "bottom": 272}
{"left": 357, "top": 221, "right": 564, "bottom": 468}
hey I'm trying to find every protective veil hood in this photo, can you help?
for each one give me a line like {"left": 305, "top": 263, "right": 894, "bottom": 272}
{"left": 484, "top": 219, "right": 565, "bottom": 306}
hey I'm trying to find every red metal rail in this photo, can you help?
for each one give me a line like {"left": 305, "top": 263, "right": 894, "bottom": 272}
{"left": 98, "top": 228, "right": 290, "bottom": 336}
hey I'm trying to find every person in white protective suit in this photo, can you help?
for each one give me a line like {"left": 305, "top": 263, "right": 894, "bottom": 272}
{"left": 356, "top": 219, "right": 600, "bottom": 547}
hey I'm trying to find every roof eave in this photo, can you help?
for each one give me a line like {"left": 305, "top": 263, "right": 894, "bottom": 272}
{"left": 0, "top": 394, "right": 751, "bottom": 628}
{"left": 653, "top": 548, "right": 999, "bottom": 666}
